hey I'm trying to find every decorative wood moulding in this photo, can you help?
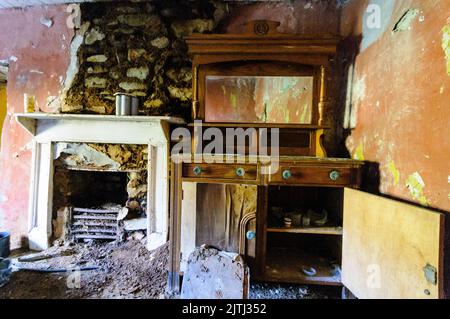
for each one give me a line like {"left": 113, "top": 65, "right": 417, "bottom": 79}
{"left": 186, "top": 20, "right": 340, "bottom": 66}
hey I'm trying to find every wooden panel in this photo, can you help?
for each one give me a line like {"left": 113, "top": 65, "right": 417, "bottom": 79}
{"left": 195, "top": 184, "right": 257, "bottom": 252}
{"left": 180, "top": 182, "right": 197, "bottom": 273}
{"left": 265, "top": 247, "right": 341, "bottom": 286}
{"left": 168, "top": 161, "right": 183, "bottom": 292}
{"left": 267, "top": 226, "right": 343, "bottom": 236}
{"left": 342, "top": 188, "right": 444, "bottom": 299}
{"left": 196, "top": 184, "right": 227, "bottom": 249}
{"left": 180, "top": 247, "right": 249, "bottom": 299}
{"left": 245, "top": 217, "right": 257, "bottom": 264}
{"left": 255, "top": 186, "right": 269, "bottom": 279}
{"left": 183, "top": 163, "right": 258, "bottom": 182}
{"left": 269, "top": 165, "right": 354, "bottom": 186}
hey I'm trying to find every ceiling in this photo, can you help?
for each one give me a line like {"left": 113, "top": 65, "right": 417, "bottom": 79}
{"left": 0, "top": 0, "right": 351, "bottom": 10}
{"left": 0, "top": 0, "right": 112, "bottom": 9}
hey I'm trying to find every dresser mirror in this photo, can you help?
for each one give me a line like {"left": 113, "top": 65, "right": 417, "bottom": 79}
{"left": 205, "top": 75, "right": 314, "bottom": 124}
{"left": 199, "top": 61, "right": 319, "bottom": 125}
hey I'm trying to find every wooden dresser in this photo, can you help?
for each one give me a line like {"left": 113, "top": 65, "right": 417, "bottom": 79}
{"left": 167, "top": 20, "right": 445, "bottom": 299}
{"left": 169, "top": 155, "right": 363, "bottom": 290}
{"left": 165, "top": 20, "right": 365, "bottom": 293}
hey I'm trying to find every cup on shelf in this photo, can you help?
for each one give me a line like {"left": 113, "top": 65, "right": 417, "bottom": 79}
{"left": 283, "top": 217, "right": 292, "bottom": 228}
{"left": 24, "top": 94, "right": 36, "bottom": 113}
{"left": 290, "top": 212, "right": 303, "bottom": 227}
{"left": 115, "top": 93, "right": 139, "bottom": 116}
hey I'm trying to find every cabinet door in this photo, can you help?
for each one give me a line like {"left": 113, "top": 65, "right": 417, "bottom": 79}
{"left": 342, "top": 188, "right": 444, "bottom": 299}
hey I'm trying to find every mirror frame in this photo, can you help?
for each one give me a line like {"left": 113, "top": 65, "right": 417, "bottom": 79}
{"left": 199, "top": 61, "right": 320, "bottom": 125}
{"left": 186, "top": 20, "right": 340, "bottom": 127}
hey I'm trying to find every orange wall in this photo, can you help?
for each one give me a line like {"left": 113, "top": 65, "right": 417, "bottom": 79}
{"left": 341, "top": 0, "right": 450, "bottom": 211}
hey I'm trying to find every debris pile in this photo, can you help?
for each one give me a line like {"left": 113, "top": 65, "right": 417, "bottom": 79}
{"left": 0, "top": 240, "right": 168, "bottom": 299}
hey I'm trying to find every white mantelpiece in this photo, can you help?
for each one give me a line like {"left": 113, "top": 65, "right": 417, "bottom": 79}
{"left": 16, "top": 113, "right": 184, "bottom": 251}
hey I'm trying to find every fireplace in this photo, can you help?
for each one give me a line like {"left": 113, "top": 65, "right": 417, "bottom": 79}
{"left": 16, "top": 113, "right": 184, "bottom": 251}
{"left": 52, "top": 143, "right": 148, "bottom": 243}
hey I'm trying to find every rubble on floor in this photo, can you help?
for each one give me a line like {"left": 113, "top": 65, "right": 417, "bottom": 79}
{"left": 0, "top": 239, "right": 340, "bottom": 299}
{"left": 0, "top": 240, "right": 168, "bottom": 299}
{"left": 249, "top": 282, "right": 340, "bottom": 299}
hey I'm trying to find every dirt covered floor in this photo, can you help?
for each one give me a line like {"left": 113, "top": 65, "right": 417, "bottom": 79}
{"left": 250, "top": 283, "right": 340, "bottom": 299}
{"left": 0, "top": 240, "right": 168, "bottom": 299}
{"left": 1, "top": 240, "right": 339, "bottom": 299}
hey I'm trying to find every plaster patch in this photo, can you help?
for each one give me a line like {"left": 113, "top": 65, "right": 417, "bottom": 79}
{"left": 54, "top": 143, "right": 120, "bottom": 169}
{"left": 392, "top": 9, "right": 419, "bottom": 33}
{"left": 348, "top": 75, "right": 366, "bottom": 128}
{"left": 354, "top": 142, "right": 365, "bottom": 161}
{"left": 40, "top": 16, "right": 53, "bottom": 28}
{"left": 353, "top": 76, "right": 367, "bottom": 101}
{"left": 406, "top": 172, "right": 429, "bottom": 206}
{"left": 388, "top": 161, "right": 400, "bottom": 186}
{"left": 62, "top": 22, "right": 90, "bottom": 92}
{"left": 0, "top": 194, "right": 8, "bottom": 203}
{"left": 442, "top": 25, "right": 450, "bottom": 76}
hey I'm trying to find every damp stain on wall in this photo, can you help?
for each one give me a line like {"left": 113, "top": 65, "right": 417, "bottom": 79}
{"left": 353, "top": 142, "right": 365, "bottom": 161}
{"left": 406, "top": 172, "right": 429, "bottom": 206}
{"left": 388, "top": 161, "right": 400, "bottom": 186}
{"left": 442, "top": 25, "right": 450, "bottom": 76}
{"left": 392, "top": 9, "right": 420, "bottom": 33}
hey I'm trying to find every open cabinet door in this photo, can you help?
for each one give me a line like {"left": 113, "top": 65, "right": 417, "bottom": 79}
{"left": 342, "top": 188, "right": 445, "bottom": 299}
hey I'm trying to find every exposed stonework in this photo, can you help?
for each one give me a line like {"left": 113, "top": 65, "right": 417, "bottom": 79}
{"left": 63, "top": 0, "right": 229, "bottom": 118}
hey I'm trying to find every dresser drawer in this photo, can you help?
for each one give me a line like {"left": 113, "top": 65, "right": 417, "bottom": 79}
{"left": 269, "top": 165, "right": 355, "bottom": 186}
{"left": 183, "top": 163, "right": 258, "bottom": 182}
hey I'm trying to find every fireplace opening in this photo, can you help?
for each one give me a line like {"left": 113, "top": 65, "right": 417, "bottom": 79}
{"left": 66, "top": 170, "right": 128, "bottom": 207}
{"left": 52, "top": 143, "right": 149, "bottom": 245}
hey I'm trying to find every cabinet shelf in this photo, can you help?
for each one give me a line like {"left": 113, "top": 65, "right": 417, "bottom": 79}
{"left": 267, "top": 226, "right": 343, "bottom": 236}
{"left": 264, "top": 248, "right": 342, "bottom": 286}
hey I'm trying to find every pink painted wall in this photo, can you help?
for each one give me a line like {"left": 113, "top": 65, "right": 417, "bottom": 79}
{"left": 0, "top": 5, "right": 73, "bottom": 248}
{"left": 341, "top": 0, "right": 450, "bottom": 212}
{"left": 223, "top": 0, "right": 341, "bottom": 35}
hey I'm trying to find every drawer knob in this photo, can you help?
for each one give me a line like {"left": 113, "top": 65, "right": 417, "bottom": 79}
{"left": 193, "top": 166, "right": 202, "bottom": 176}
{"left": 329, "top": 170, "right": 340, "bottom": 181}
{"left": 236, "top": 167, "right": 245, "bottom": 177}
{"left": 246, "top": 231, "right": 256, "bottom": 240}
{"left": 282, "top": 169, "right": 292, "bottom": 180}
